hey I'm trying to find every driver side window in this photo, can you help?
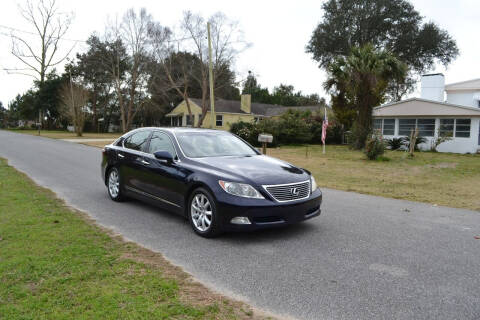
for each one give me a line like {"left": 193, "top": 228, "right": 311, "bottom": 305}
{"left": 148, "top": 132, "right": 177, "bottom": 157}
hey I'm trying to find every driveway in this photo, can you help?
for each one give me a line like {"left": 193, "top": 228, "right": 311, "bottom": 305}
{"left": 1, "top": 130, "right": 479, "bottom": 320}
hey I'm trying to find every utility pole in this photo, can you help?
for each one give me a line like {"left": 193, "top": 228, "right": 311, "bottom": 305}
{"left": 207, "top": 22, "right": 215, "bottom": 128}
{"left": 69, "top": 68, "right": 76, "bottom": 135}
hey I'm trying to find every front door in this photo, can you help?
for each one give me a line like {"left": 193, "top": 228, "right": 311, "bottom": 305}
{"left": 141, "top": 131, "right": 188, "bottom": 212}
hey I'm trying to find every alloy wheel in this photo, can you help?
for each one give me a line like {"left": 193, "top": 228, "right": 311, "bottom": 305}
{"left": 191, "top": 193, "right": 212, "bottom": 232}
{"left": 108, "top": 169, "right": 120, "bottom": 198}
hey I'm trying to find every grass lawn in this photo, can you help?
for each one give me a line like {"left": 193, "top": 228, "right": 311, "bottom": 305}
{"left": 6, "top": 129, "right": 120, "bottom": 140}
{"left": 0, "top": 158, "right": 263, "bottom": 319}
{"left": 268, "top": 145, "right": 480, "bottom": 211}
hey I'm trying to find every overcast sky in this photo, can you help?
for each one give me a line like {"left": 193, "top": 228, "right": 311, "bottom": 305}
{"left": 0, "top": 0, "right": 478, "bottom": 107}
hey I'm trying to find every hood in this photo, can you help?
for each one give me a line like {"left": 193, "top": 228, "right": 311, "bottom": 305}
{"left": 192, "top": 154, "right": 310, "bottom": 185}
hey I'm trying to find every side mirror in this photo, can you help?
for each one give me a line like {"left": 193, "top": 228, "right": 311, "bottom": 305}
{"left": 154, "top": 151, "right": 174, "bottom": 163}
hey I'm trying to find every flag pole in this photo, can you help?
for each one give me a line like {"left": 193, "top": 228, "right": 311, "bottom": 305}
{"left": 322, "top": 107, "right": 326, "bottom": 154}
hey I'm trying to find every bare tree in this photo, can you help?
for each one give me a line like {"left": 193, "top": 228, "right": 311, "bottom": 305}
{"left": 149, "top": 24, "right": 197, "bottom": 123}
{"left": 10, "top": 0, "right": 74, "bottom": 130}
{"left": 60, "top": 81, "right": 88, "bottom": 137}
{"left": 180, "top": 11, "right": 249, "bottom": 127}
{"left": 104, "top": 8, "right": 154, "bottom": 132}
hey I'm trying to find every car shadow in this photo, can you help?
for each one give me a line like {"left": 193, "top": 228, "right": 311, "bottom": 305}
{"left": 219, "top": 222, "right": 322, "bottom": 243}
{"left": 122, "top": 196, "right": 323, "bottom": 243}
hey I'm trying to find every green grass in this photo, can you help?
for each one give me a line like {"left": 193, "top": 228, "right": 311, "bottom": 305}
{"left": 0, "top": 158, "right": 259, "bottom": 319}
{"left": 269, "top": 145, "right": 480, "bottom": 211}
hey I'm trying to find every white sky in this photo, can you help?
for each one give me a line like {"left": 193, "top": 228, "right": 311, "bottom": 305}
{"left": 0, "top": 0, "right": 478, "bottom": 107}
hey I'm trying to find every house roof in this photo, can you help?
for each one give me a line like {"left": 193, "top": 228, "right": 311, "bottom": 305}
{"left": 189, "top": 98, "right": 323, "bottom": 116}
{"left": 373, "top": 98, "right": 480, "bottom": 117}
{"left": 444, "top": 78, "right": 480, "bottom": 91}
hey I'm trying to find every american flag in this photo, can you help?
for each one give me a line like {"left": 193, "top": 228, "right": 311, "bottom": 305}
{"left": 321, "top": 107, "right": 328, "bottom": 145}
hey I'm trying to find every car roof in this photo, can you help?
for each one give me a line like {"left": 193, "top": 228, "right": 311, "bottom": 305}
{"left": 124, "top": 127, "right": 228, "bottom": 135}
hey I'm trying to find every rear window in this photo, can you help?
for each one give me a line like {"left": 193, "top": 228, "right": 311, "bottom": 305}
{"left": 123, "top": 131, "right": 151, "bottom": 152}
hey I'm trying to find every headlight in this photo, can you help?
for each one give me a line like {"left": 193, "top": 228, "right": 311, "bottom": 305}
{"left": 310, "top": 175, "right": 318, "bottom": 192}
{"left": 218, "top": 181, "right": 264, "bottom": 199}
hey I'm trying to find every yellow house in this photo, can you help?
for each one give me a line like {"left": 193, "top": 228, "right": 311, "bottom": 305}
{"left": 166, "top": 94, "right": 323, "bottom": 130}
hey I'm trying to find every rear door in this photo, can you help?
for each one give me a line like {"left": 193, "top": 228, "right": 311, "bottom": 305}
{"left": 118, "top": 130, "right": 152, "bottom": 192}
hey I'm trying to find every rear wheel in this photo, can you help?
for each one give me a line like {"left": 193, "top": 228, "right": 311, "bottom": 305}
{"left": 107, "top": 167, "right": 125, "bottom": 202}
{"left": 188, "top": 188, "right": 222, "bottom": 237}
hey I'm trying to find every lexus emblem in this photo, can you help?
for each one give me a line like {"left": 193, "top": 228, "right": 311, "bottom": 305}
{"left": 290, "top": 187, "right": 300, "bottom": 196}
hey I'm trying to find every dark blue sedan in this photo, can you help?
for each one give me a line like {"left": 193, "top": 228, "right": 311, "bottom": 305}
{"left": 101, "top": 127, "right": 322, "bottom": 237}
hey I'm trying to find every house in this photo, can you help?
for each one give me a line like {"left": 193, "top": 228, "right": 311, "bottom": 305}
{"left": 373, "top": 74, "right": 480, "bottom": 153}
{"left": 165, "top": 94, "right": 323, "bottom": 130}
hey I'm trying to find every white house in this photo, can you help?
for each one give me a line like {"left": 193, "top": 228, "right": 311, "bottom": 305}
{"left": 373, "top": 74, "right": 480, "bottom": 153}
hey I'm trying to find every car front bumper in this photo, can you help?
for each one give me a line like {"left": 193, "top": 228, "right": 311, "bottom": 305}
{"left": 216, "top": 189, "right": 322, "bottom": 231}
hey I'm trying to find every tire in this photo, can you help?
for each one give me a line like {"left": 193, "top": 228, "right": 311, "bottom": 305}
{"left": 107, "top": 167, "right": 125, "bottom": 202}
{"left": 188, "top": 187, "right": 222, "bottom": 238}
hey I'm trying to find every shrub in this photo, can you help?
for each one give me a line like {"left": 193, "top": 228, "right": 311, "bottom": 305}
{"left": 230, "top": 109, "right": 344, "bottom": 147}
{"left": 364, "top": 131, "right": 385, "bottom": 160}
{"left": 276, "top": 109, "right": 313, "bottom": 144}
{"left": 387, "top": 137, "right": 406, "bottom": 150}
{"left": 404, "top": 136, "right": 427, "bottom": 151}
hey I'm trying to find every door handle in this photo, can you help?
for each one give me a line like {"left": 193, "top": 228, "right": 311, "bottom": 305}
{"left": 118, "top": 153, "right": 125, "bottom": 158}
{"left": 141, "top": 159, "right": 150, "bottom": 165}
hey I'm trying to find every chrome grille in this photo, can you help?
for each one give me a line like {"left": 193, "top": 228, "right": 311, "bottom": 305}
{"left": 264, "top": 181, "right": 310, "bottom": 202}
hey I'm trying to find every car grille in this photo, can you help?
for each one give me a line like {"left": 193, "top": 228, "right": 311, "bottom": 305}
{"left": 264, "top": 181, "right": 310, "bottom": 202}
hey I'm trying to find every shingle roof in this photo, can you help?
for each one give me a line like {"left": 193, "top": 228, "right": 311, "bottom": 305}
{"left": 189, "top": 98, "right": 323, "bottom": 116}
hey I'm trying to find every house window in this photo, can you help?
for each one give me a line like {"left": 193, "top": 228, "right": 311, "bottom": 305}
{"left": 398, "top": 119, "right": 416, "bottom": 136}
{"left": 373, "top": 119, "right": 382, "bottom": 131}
{"left": 417, "top": 119, "right": 435, "bottom": 137}
{"left": 216, "top": 114, "right": 223, "bottom": 127}
{"left": 382, "top": 119, "right": 395, "bottom": 135}
{"left": 186, "top": 114, "right": 195, "bottom": 126}
{"left": 439, "top": 119, "right": 454, "bottom": 136}
{"left": 455, "top": 119, "right": 471, "bottom": 138}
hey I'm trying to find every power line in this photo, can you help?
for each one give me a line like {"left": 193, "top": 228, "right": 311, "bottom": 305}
{"left": 0, "top": 24, "right": 87, "bottom": 43}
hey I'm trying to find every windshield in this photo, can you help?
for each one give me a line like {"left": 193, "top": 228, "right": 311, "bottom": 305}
{"left": 176, "top": 132, "right": 258, "bottom": 158}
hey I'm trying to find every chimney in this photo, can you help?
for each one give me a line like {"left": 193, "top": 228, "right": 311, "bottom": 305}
{"left": 241, "top": 94, "right": 251, "bottom": 114}
{"left": 421, "top": 73, "right": 445, "bottom": 102}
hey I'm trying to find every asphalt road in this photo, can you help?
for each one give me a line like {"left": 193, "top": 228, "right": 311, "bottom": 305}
{"left": 1, "top": 130, "right": 480, "bottom": 320}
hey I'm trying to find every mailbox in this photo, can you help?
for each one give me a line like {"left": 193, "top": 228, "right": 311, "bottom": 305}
{"left": 258, "top": 133, "right": 273, "bottom": 154}
{"left": 258, "top": 133, "right": 273, "bottom": 143}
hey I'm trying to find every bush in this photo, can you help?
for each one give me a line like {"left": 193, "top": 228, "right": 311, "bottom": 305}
{"left": 277, "top": 109, "right": 313, "bottom": 144}
{"left": 230, "top": 109, "right": 345, "bottom": 147}
{"left": 387, "top": 137, "right": 406, "bottom": 150}
{"left": 404, "top": 136, "right": 427, "bottom": 151}
{"left": 364, "top": 131, "right": 385, "bottom": 160}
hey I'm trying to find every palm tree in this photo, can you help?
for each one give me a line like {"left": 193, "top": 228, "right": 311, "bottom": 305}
{"left": 325, "top": 44, "right": 407, "bottom": 149}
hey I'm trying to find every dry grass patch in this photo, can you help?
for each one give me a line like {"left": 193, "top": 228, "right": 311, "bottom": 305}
{"left": 7, "top": 129, "right": 120, "bottom": 140}
{"left": 268, "top": 145, "right": 480, "bottom": 211}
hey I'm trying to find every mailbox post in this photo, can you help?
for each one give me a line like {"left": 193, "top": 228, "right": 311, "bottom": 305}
{"left": 258, "top": 133, "right": 273, "bottom": 155}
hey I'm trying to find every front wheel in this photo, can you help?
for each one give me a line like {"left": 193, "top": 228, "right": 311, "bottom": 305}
{"left": 188, "top": 188, "right": 222, "bottom": 238}
{"left": 107, "top": 167, "right": 125, "bottom": 202}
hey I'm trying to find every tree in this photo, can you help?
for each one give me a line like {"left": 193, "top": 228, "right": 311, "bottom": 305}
{"left": 0, "top": 102, "right": 6, "bottom": 128}
{"left": 242, "top": 72, "right": 326, "bottom": 107}
{"left": 10, "top": 0, "right": 74, "bottom": 129}
{"left": 59, "top": 81, "right": 88, "bottom": 136}
{"left": 324, "top": 44, "right": 407, "bottom": 149}
{"left": 104, "top": 8, "right": 153, "bottom": 132}
{"left": 69, "top": 35, "right": 115, "bottom": 132}
{"left": 180, "top": 11, "right": 248, "bottom": 127}
{"left": 307, "top": 0, "right": 458, "bottom": 100}
{"left": 242, "top": 71, "right": 272, "bottom": 104}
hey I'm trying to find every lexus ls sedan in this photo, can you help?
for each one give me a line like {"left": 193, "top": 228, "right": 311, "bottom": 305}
{"left": 101, "top": 127, "right": 322, "bottom": 237}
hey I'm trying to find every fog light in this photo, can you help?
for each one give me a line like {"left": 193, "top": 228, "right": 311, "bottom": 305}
{"left": 230, "top": 217, "right": 251, "bottom": 225}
